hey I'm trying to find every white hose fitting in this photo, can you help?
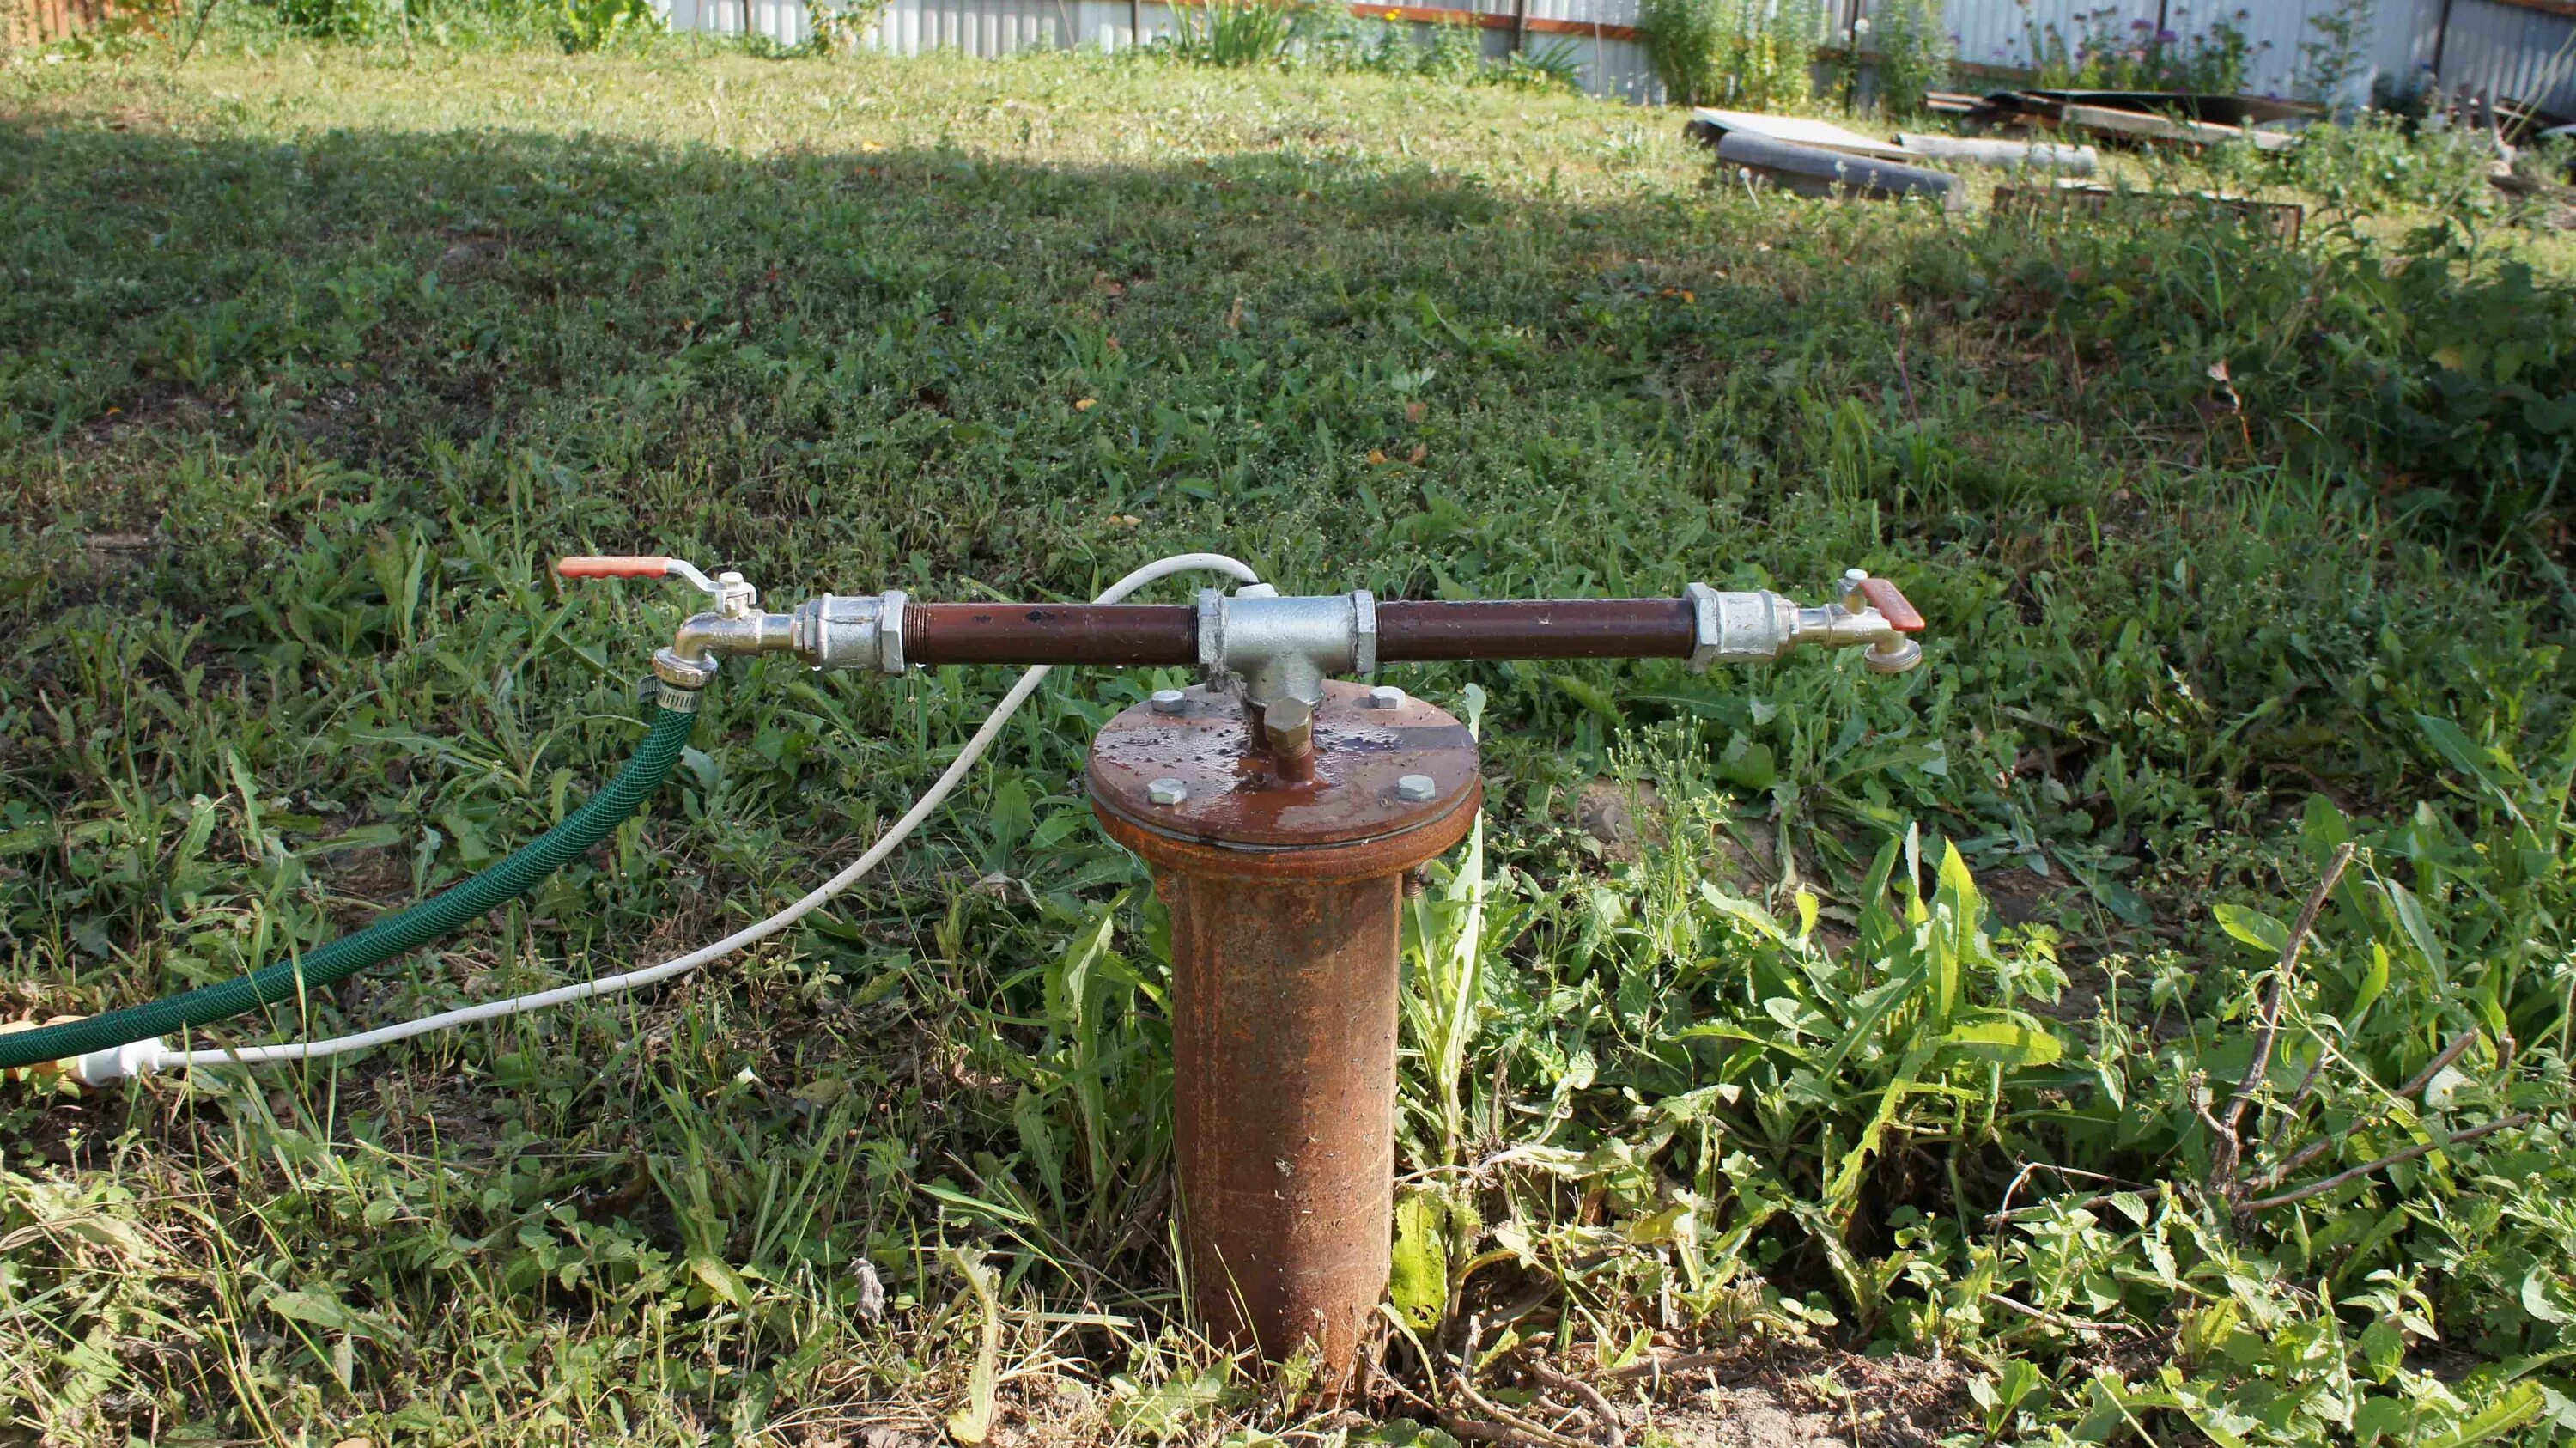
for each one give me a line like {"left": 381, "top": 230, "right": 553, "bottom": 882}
{"left": 74, "top": 1037, "right": 168, "bottom": 1086}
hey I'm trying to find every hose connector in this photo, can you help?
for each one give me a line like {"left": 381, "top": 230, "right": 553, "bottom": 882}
{"left": 1685, "top": 570, "right": 1926, "bottom": 673}
{"left": 558, "top": 555, "right": 797, "bottom": 686}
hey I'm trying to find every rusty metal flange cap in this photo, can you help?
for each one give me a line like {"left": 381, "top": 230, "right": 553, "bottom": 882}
{"left": 1088, "top": 679, "right": 1480, "bottom": 875}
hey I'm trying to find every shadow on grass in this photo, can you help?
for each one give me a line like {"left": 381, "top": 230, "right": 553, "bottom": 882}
{"left": 3, "top": 111, "right": 1993, "bottom": 601}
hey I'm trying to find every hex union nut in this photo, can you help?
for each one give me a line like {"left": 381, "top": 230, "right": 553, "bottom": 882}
{"left": 1395, "top": 773, "right": 1437, "bottom": 802}
{"left": 1147, "top": 776, "right": 1189, "bottom": 806}
{"left": 1151, "top": 689, "right": 1188, "bottom": 715}
{"left": 1365, "top": 685, "right": 1405, "bottom": 709}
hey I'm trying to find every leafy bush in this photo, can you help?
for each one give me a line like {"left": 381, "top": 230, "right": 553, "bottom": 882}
{"left": 2228, "top": 112, "right": 2504, "bottom": 213}
{"left": 2517, "top": 132, "right": 2576, "bottom": 189}
{"left": 261, "top": 0, "right": 659, "bottom": 47}
{"left": 1168, "top": 6, "right": 1572, "bottom": 90}
{"left": 2296, "top": 0, "right": 2373, "bottom": 109}
{"left": 1639, "top": 0, "right": 1818, "bottom": 108}
{"left": 270, "top": 0, "right": 403, "bottom": 40}
{"left": 1866, "top": 0, "right": 1949, "bottom": 117}
{"left": 1411, "top": 9, "right": 1485, "bottom": 82}
{"left": 1495, "top": 36, "right": 1586, "bottom": 91}
{"left": 1638, "top": 0, "right": 1728, "bottom": 105}
{"left": 802, "top": 0, "right": 888, "bottom": 55}
{"left": 1166, "top": 0, "right": 1301, "bottom": 67}
{"left": 2021, "top": 2, "right": 2265, "bottom": 94}
{"left": 548, "top": 0, "right": 658, "bottom": 51}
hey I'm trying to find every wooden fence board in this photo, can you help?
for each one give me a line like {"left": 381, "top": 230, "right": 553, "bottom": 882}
{"left": 4, "top": 0, "right": 166, "bottom": 48}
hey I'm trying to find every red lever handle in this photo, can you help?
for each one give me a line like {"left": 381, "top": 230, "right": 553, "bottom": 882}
{"left": 1856, "top": 577, "right": 1924, "bottom": 632}
{"left": 556, "top": 555, "right": 673, "bottom": 580}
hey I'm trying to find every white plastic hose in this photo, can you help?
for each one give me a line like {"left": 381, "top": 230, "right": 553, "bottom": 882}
{"left": 77, "top": 552, "right": 1261, "bottom": 1085}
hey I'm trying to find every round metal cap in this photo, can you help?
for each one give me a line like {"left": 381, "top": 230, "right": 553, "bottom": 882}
{"left": 1089, "top": 678, "right": 1479, "bottom": 855}
{"left": 1151, "top": 688, "right": 1188, "bottom": 715}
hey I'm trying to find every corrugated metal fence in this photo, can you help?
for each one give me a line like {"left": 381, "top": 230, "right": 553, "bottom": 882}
{"left": 1952, "top": 0, "right": 2573, "bottom": 114}
{"left": 2, "top": 0, "right": 2564, "bottom": 116}
{"left": 2408, "top": 0, "right": 2576, "bottom": 115}
{"left": 646, "top": 0, "right": 2575, "bottom": 113}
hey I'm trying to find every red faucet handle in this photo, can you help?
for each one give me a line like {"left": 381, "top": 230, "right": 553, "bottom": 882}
{"left": 1856, "top": 576, "right": 1925, "bottom": 633}
{"left": 556, "top": 555, "right": 674, "bottom": 581}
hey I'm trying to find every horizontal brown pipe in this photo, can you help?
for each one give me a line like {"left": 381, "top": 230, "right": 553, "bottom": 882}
{"left": 904, "top": 602, "right": 1199, "bottom": 666}
{"left": 1376, "top": 599, "right": 1693, "bottom": 661}
{"left": 899, "top": 597, "right": 1697, "bottom": 666}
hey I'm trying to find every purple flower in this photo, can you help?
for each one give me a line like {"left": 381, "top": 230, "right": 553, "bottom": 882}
{"left": 2129, "top": 16, "right": 2150, "bottom": 28}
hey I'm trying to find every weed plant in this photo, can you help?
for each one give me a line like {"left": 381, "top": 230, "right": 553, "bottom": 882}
{"left": 1165, "top": 0, "right": 1299, "bottom": 68}
{"left": 1637, "top": 0, "right": 1817, "bottom": 109}
{"left": 1866, "top": 0, "right": 1949, "bottom": 117}
{"left": 2019, "top": 3, "right": 2264, "bottom": 95}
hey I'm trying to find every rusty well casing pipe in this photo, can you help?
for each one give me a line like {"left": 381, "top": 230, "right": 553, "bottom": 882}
{"left": 1088, "top": 679, "right": 1482, "bottom": 1396}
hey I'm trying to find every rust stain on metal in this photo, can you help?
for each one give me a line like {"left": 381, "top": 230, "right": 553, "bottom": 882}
{"left": 1376, "top": 598, "right": 1694, "bottom": 662}
{"left": 1091, "top": 679, "right": 1479, "bottom": 850}
{"left": 906, "top": 601, "right": 1197, "bottom": 666}
{"left": 1090, "top": 678, "right": 1480, "bottom": 1395}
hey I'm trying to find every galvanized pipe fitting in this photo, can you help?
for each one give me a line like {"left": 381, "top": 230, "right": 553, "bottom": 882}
{"left": 1197, "top": 586, "right": 1379, "bottom": 703}
{"left": 786, "top": 590, "right": 910, "bottom": 674}
{"left": 789, "top": 593, "right": 890, "bottom": 672}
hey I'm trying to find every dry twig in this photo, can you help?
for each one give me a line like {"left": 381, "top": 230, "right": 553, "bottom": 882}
{"left": 2257, "top": 1028, "right": 2484, "bottom": 1188}
{"left": 1522, "top": 1357, "right": 1625, "bottom": 1448}
{"left": 1981, "top": 1291, "right": 2145, "bottom": 1339}
{"left": 1605, "top": 1350, "right": 1735, "bottom": 1383}
{"left": 1443, "top": 1317, "right": 1594, "bottom": 1448}
{"left": 2241, "top": 1113, "right": 2535, "bottom": 1213}
{"left": 1985, "top": 1162, "right": 2134, "bottom": 1228}
{"left": 2209, "top": 844, "right": 2353, "bottom": 1211}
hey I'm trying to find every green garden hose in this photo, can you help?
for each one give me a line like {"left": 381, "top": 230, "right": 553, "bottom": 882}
{"left": 0, "top": 702, "right": 698, "bottom": 1073}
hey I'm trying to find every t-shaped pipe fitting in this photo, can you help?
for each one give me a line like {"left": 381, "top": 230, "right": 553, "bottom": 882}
{"left": 1194, "top": 585, "right": 1381, "bottom": 761}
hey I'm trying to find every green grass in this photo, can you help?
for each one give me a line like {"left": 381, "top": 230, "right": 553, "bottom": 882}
{"left": 3, "top": 34, "right": 2575, "bottom": 1447}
